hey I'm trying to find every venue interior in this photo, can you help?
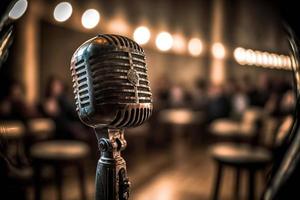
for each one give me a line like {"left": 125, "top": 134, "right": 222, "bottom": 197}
{"left": 0, "top": 0, "right": 298, "bottom": 199}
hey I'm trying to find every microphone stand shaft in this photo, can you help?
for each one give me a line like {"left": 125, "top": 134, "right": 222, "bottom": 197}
{"left": 94, "top": 128, "right": 130, "bottom": 200}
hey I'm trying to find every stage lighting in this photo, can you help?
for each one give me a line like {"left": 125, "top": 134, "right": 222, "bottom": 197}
{"left": 188, "top": 38, "right": 203, "bottom": 56}
{"left": 8, "top": 0, "right": 28, "bottom": 20}
{"left": 53, "top": 2, "right": 72, "bottom": 22}
{"left": 245, "top": 49, "right": 256, "bottom": 65}
{"left": 156, "top": 32, "right": 173, "bottom": 51}
{"left": 255, "top": 51, "right": 263, "bottom": 66}
{"left": 233, "top": 47, "right": 246, "bottom": 64}
{"left": 212, "top": 42, "right": 225, "bottom": 59}
{"left": 172, "top": 34, "right": 186, "bottom": 54}
{"left": 81, "top": 9, "right": 100, "bottom": 29}
{"left": 133, "top": 26, "right": 151, "bottom": 45}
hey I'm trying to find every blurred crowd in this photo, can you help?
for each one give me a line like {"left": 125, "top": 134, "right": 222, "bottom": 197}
{"left": 0, "top": 76, "right": 93, "bottom": 141}
{"left": 156, "top": 74, "right": 295, "bottom": 122}
{"left": 0, "top": 73, "right": 295, "bottom": 143}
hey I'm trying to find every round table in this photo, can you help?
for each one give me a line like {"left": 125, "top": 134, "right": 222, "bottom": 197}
{"left": 158, "top": 109, "right": 203, "bottom": 163}
{"left": 30, "top": 140, "right": 90, "bottom": 200}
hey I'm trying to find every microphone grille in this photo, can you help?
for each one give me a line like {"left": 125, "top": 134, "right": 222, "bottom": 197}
{"left": 100, "top": 34, "right": 144, "bottom": 52}
{"left": 71, "top": 34, "right": 153, "bottom": 128}
{"left": 89, "top": 34, "right": 152, "bottom": 105}
{"left": 72, "top": 58, "right": 90, "bottom": 111}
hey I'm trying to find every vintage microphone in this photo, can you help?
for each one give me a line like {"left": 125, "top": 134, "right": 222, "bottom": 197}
{"left": 70, "top": 34, "right": 153, "bottom": 200}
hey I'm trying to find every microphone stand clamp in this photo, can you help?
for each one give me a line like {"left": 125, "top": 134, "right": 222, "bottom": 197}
{"left": 94, "top": 128, "right": 130, "bottom": 200}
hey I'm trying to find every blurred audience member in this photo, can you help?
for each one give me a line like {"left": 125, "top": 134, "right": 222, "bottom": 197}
{"left": 169, "top": 84, "right": 191, "bottom": 108}
{"left": 249, "top": 74, "right": 271, "bottom": 107}
{"left": 0, "top": 81, "right": 37, "bottom": 122}
{"left": 155, "top": 76, "right": 171, "bottom": 109}
{"left": 207, "top": 85, "right": 231, "bottom": 122}
{"left": 40, "top": 76, "right": 90, "bottom": 140}
{"left": 231, "top": 84, "right": 249, "bottom": 118}
{"left": 192, "top": 79, "right": 208, "bottom": 111}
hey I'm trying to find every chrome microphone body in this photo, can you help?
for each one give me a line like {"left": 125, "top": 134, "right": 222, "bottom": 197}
{"left": 70, "top": 34, "right": 153, "bottom": 200}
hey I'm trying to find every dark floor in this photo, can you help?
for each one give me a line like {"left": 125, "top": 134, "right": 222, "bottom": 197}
{"left": 26, "top": 144, "right": 266, "bottom": 200}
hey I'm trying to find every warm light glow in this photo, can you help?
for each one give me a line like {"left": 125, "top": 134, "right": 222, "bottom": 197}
{"left": 133, "top": 26, "right": 151, "bottom": 45}
{"left": 135, "top": 177, "right": 175, "bottom": 200}
{"left": 271, "top": 54, "right": 279, "bottom": 67}
{"left": 234, "top": 47, "right": 246, "bottom": 65}
{"left": 212, "top": 43, "right": 225, "bottom": 59}
{"left": 255, "top": 51, "right": 263, "bottom": 66}
{"left": 279, "top": 55, "right": 285, "bottom": 67}
{"left": 277, "top": 57, "right": 283, "bottom": 68}
{"left": 287, "top": 57, "right": 292, "bottom": 69}
{"left": 267, "top": 54, "right": 273, "bottom": 67}
{"left": 188, "top": 38, "right": 203, "bottom": 56}
{"left": 156, "top": 32, "right": 173, "bottom": 51}
{"left": 283, "top": 56, "right": 291, "bottom": 68}
{"left": 172, "top": 34, "right": 186, "bottom": 54}
{"left": 211, "top": 60, "right": 225, "bottom": 85}
{"left": 8, "top": 0, "right": 28, "bottom": 20}
{"left": 245, "top": 49, "right": 256, "bottom": 65}
{"left": 262, "top": 52, "right": 269, "bottom": 66}
{"left": 81, "top": 9, "right": 100, "bottom": 29}
{"left": 108, "top": 17, "right": 130, "bottom": 35}
{"left": 53, "top": 2, "right": 72, "bottom": 22}
{"left": 234, "top": 47, "right": 291, "bottom": 70}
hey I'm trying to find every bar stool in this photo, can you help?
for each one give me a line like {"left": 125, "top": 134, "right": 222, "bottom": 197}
{"left": 210, "top": 143, "right": 271, "bottom": 200}
{"left": 210, "top": 115, "right": 293, "bottom": 200}
{"left": 158, "top": 109, "right": 203, "bottom": 163}
{"left": 28, "top": 118, "right": 55, "bottom": 141}
{"left": 0, "top": 120, "right": 27, "bottom": 166}
{"left": 30, "top": 140, "right": 90, "bottom": 200}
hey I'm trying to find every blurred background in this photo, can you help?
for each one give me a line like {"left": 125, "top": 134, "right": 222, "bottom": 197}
{"left": 0, "top": 0, "right": 297, "bottom": 199}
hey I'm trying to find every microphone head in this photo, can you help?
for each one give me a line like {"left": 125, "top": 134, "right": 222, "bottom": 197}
{"left": 70, "top": 34, "right": 153, "bottom": 129}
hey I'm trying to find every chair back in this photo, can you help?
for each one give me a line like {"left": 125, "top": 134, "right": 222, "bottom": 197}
{"left": 274, "top": 116, "right": 294, "bottom": 147}
{"left": 240, "top": 107, "right": 264, "bottom": 135}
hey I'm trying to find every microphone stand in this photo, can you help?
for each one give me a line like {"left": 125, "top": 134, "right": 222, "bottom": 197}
{"left": 94, "top": 128, "right": 130, "bottom": 200}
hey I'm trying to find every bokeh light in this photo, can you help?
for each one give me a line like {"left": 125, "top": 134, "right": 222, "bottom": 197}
{"left": 53, "top": 2, "right": 73, "bottom": 22}
{"left": 245, "top": 49, "right": 256, "bottom": 65}
{"left": 156, "top": 32, "right": 173, "bottom": 51}
{"left": 233, "top": 47, "right": 246, "bottom": 65}
{"left": 188, "top": 38, "right": 203, "bottom": 56}
{"left": 108, "top": 17, "right": 130, "bottom": 35}
{"left": 255, "top": 51, "right": 263, "bottom": 66}
{"left": 261, "top": 52, "right": 268, "bottom": 66}
{"left": 212, "top": 42, "right": 226, "bottom": 59}
{"left": 172, "top": 34, "right": 186, "bottom": 54}
{"left": 234, "top": 48, "right": 291, "bottom": 69}
{"left": 8, "top": 0, "right": 28, "bottom": 20}
{"left": 81, "top": 9, "right": 100, "bottom": 29}
{"left": 133, "top": 26, "right": 151, "bottom": 45}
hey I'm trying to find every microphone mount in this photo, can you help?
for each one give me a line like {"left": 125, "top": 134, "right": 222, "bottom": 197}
{"left": 94, "top": 128, "right": 130, "bottom": 200}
